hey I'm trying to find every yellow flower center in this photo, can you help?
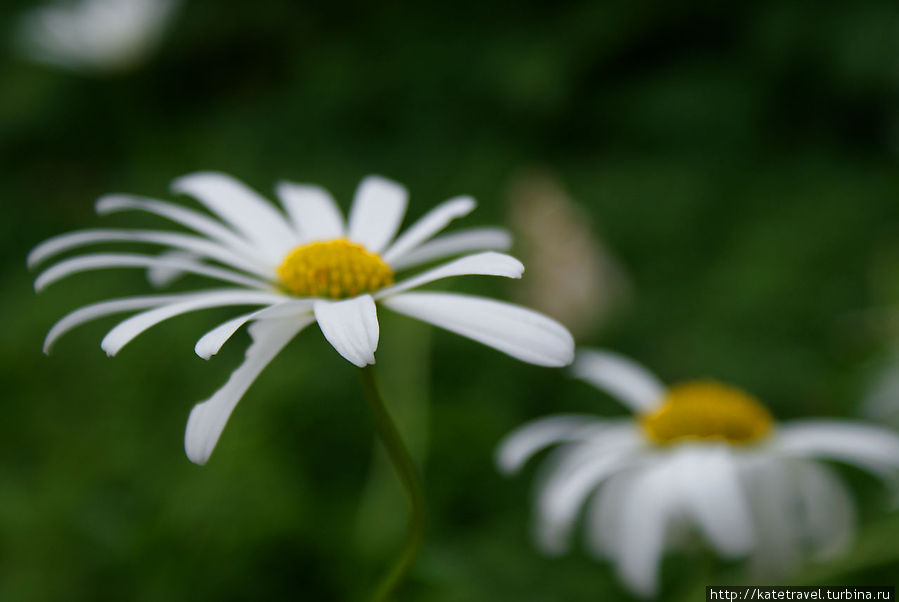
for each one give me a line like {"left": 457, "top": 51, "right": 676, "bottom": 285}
{"left": 276, "top": 239, "right": 394, "bottom": 298}
{"left": 641, "top": 381, "right": 773, "bottom": 445}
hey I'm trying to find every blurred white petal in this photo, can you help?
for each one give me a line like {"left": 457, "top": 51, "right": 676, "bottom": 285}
{"left": 347, "top": 176, "right": 408, "bottom": 253}
{"left": 27, "top": 228, "right": 267, "bottom": 275}
{"left": 796, "top": 461, "right": 855, "bottom": 560}
{"left": 495, "top": 415, "right": 604, "bottom": 474}
{"left": 571, "top": 349, "right": 665, "bottom": 413}
{"left": 676, "top": 446, "right": 755, "bottom": 557}
{"left": 16, "top": 0, "right": 179, "bottom": 73}
{"left": 776, "top": 421, "right": 899, "bottom": 478}
{"left": 275, "top": 181, "right": 345, "bottom": 242}
{"left": 35, "top": 253, "right": 272, "bottom": 291}
{"left": 616, "top": 462, "right": 681, "bottom": 598}
{"left": 96, "top": 194, "right": 267, "bottom": 263}
{"left": 172, "top": 172, "right": 298, "bottom": 261}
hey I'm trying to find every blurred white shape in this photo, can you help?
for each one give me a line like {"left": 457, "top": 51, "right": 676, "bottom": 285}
{"left": 15, "top": 0, "right": 179, "bottom": 74}
{"left": 498, "top": 348, "right": 899, "bottom": 598}
{"left": 507, "top": 169, "right": 630, "bottom": 338}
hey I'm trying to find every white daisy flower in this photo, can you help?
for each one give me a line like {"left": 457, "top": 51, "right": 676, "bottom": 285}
{"left": 15, "top": 0, "right": 179, "bottom": 74}
{"left": 497, "top": 349, "right": 899, "bottom": 598}
{"left": 31, "top": 172, "right": 574, "bottom": 465}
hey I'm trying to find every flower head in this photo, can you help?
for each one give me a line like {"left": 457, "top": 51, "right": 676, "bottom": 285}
{"left": 32, "top": 172, "right": 574, "bottom": 464}
{"left": 497, "top": 349, "right": 899, "bottom": 598}
{"left": 15, "top": 0, "right": 178, "bottom": 74}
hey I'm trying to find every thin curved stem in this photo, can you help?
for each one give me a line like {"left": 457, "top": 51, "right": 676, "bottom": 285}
{"left": 359, "top": 365, "right": 426, "bottom": 602}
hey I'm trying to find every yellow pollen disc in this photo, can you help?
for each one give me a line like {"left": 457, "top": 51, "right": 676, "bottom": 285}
{"left": 276, "top": 239, "right": 394, "bottom": 299}
{"left": 641, "top": 381, "right": 774, "bottom": 445}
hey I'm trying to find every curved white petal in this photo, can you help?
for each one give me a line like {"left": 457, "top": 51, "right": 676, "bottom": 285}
{"left": 172, "top": 172, "right": 298, "bottom": 260}
{"left": 536, "top": 432, "right": 641, "bottom": 554}
{"left": 586, "top": 471, "right": 640, "bottom": 560}
{"left": 616, "top": 461, "right": 681, "bottom": 598}
{"left": 796, "top": 461, "right": 855, "bottom": 560}
{"left": 194, "top": 312, "right": 260, "bottom": 360}
{"left": 571, "top": 349, "right": 665, "bottom": 414}
{"left": 389, "top": 227, "right": 513, "bottom": 271}
{"left": 35, "top": 253, "right": 272, "bottom": 291}
{"left": 347, "top": 175, "right": 408, "bottom": 253}
{"left": 313, "top": 295, "right": 379, "bottom": 367}
{"left": 184, "top": 315, "right": 313, "bottom": 465}
{"left": 675, "top": 446, "right": 755, "bottom": 557}
{"left": 43, "top": 294, "right": 184, "bottom": 353}
{"left": 27, "top": 228, "right": 269, "bottom": 276}
{"left": 495, "top": 415, "right": 604, "bottom": 474}
{"left": 776, "top": 420, "right": 899, "bottom": 477}
{"left": 383, "top": 292, "right": 574, "bottom": 367}
{"left": 100, "top": 290, "right": 286, "bottom": 356}
{"left": 375, "top": 252, "right": 524, "bottom": 298}
{"left": 146, "top": 250, "right": 197, "bottom": 288}
{"left": 275, "top": 181, "right": 345, "bottom": 242}
{"left": 95, "top": 194, "right": 266, "bottom": 262}
{"left": 382, "top": 196, "right": 476, "bottom": 264}
{"left": 194, "top": 299, "right": 315, "bottom": 359}
{"left": 741, "top": 457, "right": 801, "bottom": 576}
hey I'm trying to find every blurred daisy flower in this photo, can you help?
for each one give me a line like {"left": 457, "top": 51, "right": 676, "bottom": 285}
{"left": 31, "top": 172, "right": 574, "bottom": 465}
{"left": 497, "top": 349, "right": 899, "bottom": 598}
{"left": 15, "top": 0, "right": 179, "bottom": 74}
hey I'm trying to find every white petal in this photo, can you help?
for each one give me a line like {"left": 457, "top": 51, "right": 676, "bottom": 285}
{"left": 375, "top": 252, "right": 524, "bottom": 298}
{"left": 184, "top": 315, "right": 313, "bottom": 465}
{"left": 388, "top": 227, "right": 512, "bottom": 270}
{"left": 536, "top": 431, "right": 641, "bottom": 554}
{"left": 741, "top": 457, "right": 801, "bottom": 576}
{"left": 194, "top": 312, "right": 259, "bottom": 360}
{"left": 383, "top": 292, "right": 574, "bottom": 367}
{"left": 194, "top": 299, "right": 315, "bottom": 359}
{"left": 27, "top": 228, "right": 269, "bottom": 276}
{"left": 381, "top": 196, "right": 476, "bottom": 264}
{"left": 495, "top": 414, "right": 604, "bottom": 474}
{"left": 616, "top": 461, "right": 680, "bottom": 598}
{"left": 172, "top": 172, "right": 298, "bottom": 260}
{"left": 146, "top": 250, "right": 197, "bottom": 288}
{"left": 571, "top": 349, "right": 665, "bottom": 414}
{"left": 586, "top": 471, "right": 640, "bottom": 560}
{"left": 35, "top": 253, "right": 273, "bottom": 291}
{"left": 776, "top": 420, "right": 899, "bottom": 476}
{"left": 347, "top": 175, "right": 408, "bottom": 253}
{"left": 313, "top": 295, "right": 379, "bottom": 367}
{"left": 796, "top": 461, "right": 855, "bottom": 559}
{"left": 100, "top": 290, "right": 286, "bottom": 356}
{"left": 275, "top": 181, "right": 345, "bottom": 242}
{"left": 95, "top": 194, "right": 266, "bottom": 262}
{"left": 675, "top": 446, "right": 755, "bottom": 557}
{"left": 43, "top": 294, "right": 184, "bottom": 353}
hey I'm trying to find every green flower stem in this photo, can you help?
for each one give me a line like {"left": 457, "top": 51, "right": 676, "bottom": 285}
{"left": 359, "top": 365, "right": 426, "bottom": 602}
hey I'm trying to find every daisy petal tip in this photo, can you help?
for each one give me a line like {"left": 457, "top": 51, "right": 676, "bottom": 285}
{"left": 94, "top": 194, "right": 127, "bottom": 215}
{"left": 184, "top": 403, "right": 215, "bottom": 465}
{"left": 194, "top": 342, "right": 214, "bottom": 361}
{"left": 361, "top": 174, "right": 406, "bottom": 195}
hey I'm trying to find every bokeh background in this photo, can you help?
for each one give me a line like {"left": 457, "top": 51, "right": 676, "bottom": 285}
{"left": 2, "top": 1, "right": 899, "bottom": 600}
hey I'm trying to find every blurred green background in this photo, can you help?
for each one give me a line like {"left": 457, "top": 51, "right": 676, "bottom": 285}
{"left": 2, "top": 0, "right": 899, "bottom": 600}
